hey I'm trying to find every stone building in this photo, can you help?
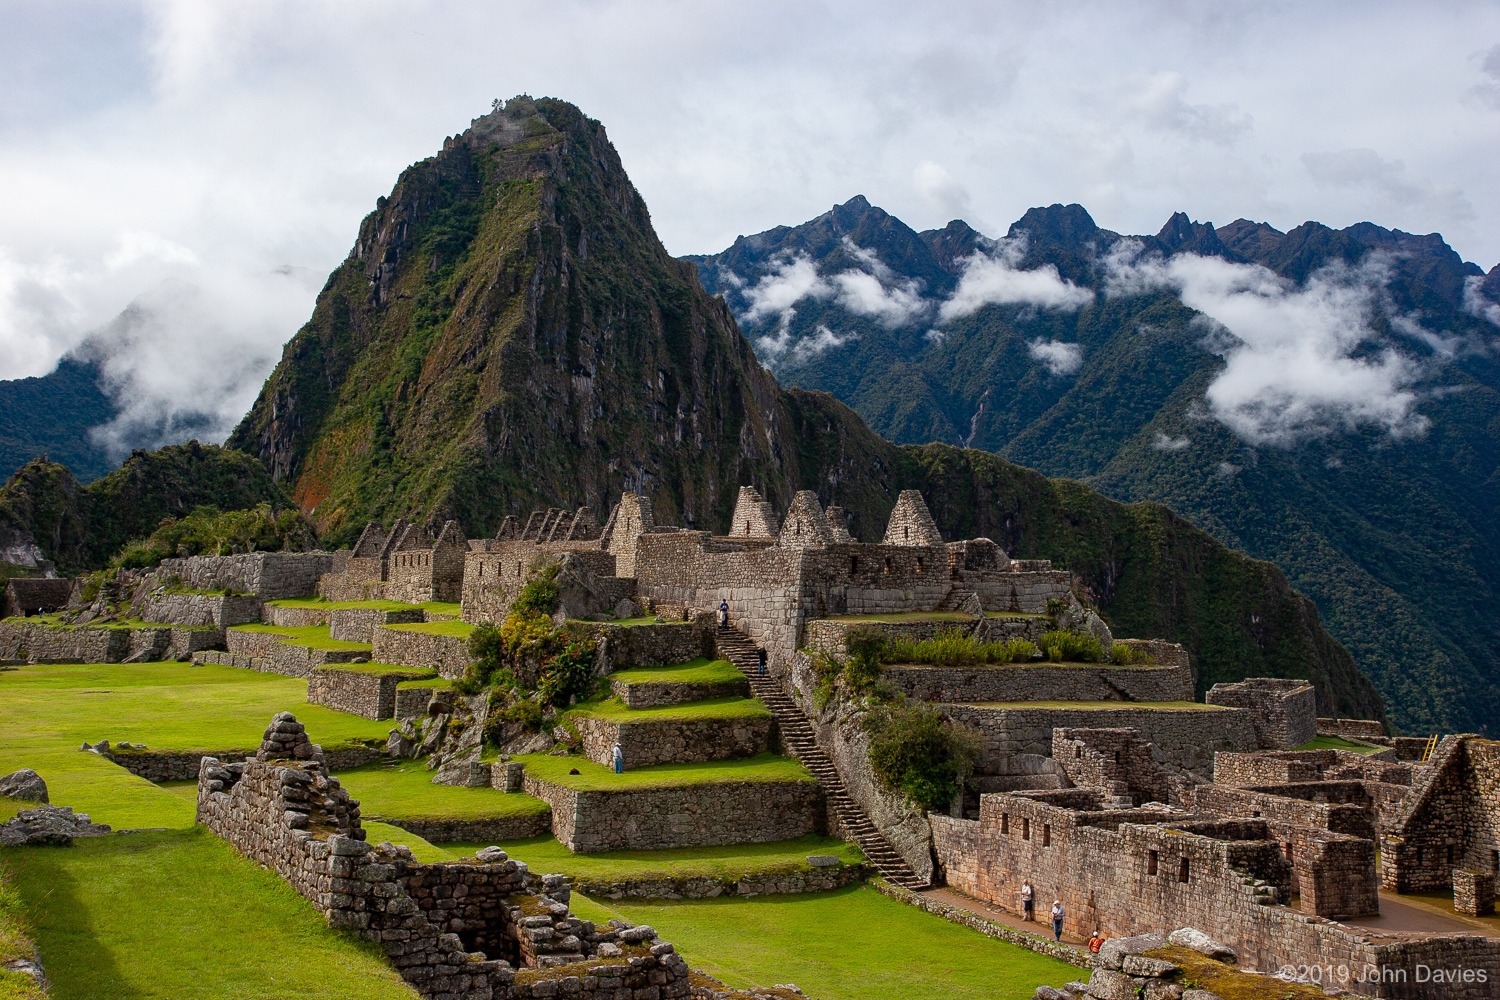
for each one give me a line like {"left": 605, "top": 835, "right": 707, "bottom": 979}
{"left": 2, "top": 577, "right": 71, "bottom": 619}
{"left": 1381, "top": 735, "right": 1500, "bottom": 899}
{"left": 385, "top": 520, "right": 467, "bottom": 604}
{"left": 1206, "top": 677, "right": 1318, "bottom": 748}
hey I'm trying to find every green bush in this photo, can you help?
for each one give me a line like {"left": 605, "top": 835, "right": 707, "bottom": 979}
{"left": 863, "top": 702, "right": 980, "bottom": 813}
{"left": 110, "top": 503, "right": 316, "bottom": 570}
{"left": 880, "top": 629, "right": 1039, "bottom": 666}
{"left": 457, "top": 623, "right": 515, "bottom": 694}
{"left": 1110, "top": 642, "right": 1154, "bottom": 665}
{"left": 843, "top": 627, "right": 886, "bottom": 692}
{"left": 512, "top": 562, "right": 561, "bottom": 616}
{"left": 1038, "top": 630, "right": 1106, "bottom": 663}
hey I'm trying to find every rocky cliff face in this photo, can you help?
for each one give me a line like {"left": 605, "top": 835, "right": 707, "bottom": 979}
{"left": 231, "top": 98, "right": 816, "bottom": 544}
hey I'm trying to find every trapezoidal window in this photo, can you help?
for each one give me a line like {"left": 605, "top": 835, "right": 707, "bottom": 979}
{"left": 850, "top": 556, "right": 859, "bottom": 575}
{"left": 883, "top": 556, "right": 893, "bottom": 575}
{"left": 1022, "top": 818, "right": 1031, "bottom": 841}
{"left": 916, "top": 557, "right": 924, "bottom": 574}
{"left": 1177, "top": 857, "right": 1190, "bottom": 883}
{"left": 1000, "top": 813, "right": 1009, "bottom": 834}
{"left": 1042, "top": 824, "right": 1051, "bottom": 847}
{"left": 1147, "top": 850, "right": 1158, "bottom": 876}
{"left": 904, "top": 525, "right": 910, "bottom": 541}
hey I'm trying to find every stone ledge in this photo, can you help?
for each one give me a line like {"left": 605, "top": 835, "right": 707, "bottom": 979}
{"left": 574, "top": 863, "right": 869, "bottom": 900}
{"left": 376, "top": 812, "right": 553, "bottom": 844}
{"left": 572, "top": 712, "right": 776, "bottom": 769}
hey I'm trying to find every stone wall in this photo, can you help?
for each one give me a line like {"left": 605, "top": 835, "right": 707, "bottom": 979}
{"left": 1052, "top": 727, "right": 1172, "bottom": 806}
{"left": 572, "top": 862, "right": 867, "bottom": 901}
{"left": 0, "top": 620, "right": 221, "bottom": 664}
{"left": 939, "top": 703, "right": 1258, "bottom": 780}
{"left": 571, "top": 714, "right": 775, "bottom": 770}
{"left": 329, "top": 606, "right": 425, "bottom": 642}
{"left": 223, "top": 629, "right": 368, "bottom": 678}
{"left": 264, "top": 604, "right": 331, "bottom": 627}
{"left": 1318, "top": 718, "right": 1388, "bottom": 740}
{"left": 1193, "top": 783, "right": 1378, "bottom": 841}
{"left": 151, "top": 552, "right": 337, "bottom": 600}
{"left": 1212, "top": 748, "right": 1411, "bottom": 788}
{"left": 1206, "top": 677, "right": 1318, "bottom": 749}
{"left": 395, "top": 683, "right": 446, "bottom": 720}
{"left": 523, "top": 773, "right": 822, "bottom": 852}
{"left": 139, "top": 592, "right": 263, "bottom": 627}
{"left": 610, "top": 675, "right": 749, "bottom": 709}
{"left": 881, "top": 661, "right": 1195, "bottom": 705}
{"left": 197, "top": 713, "right": 692, "bottom": 999}
{"left": 461, "top": 546, "right": 620, "bottom": 625}
{"left": 932, "top": 789, "right": 1500, "bottom": 997}
{"left": 1382, "top": 736, "right": 1500, "bottom": 893}
{"left": 386, "top": 522, "right": 467, "bottom": 605}
{"left": 307, "top": 665, "right": 436, "bottom": 720}
{"left": 589, "top": 622, "right": 712, "bottom": 672}
{"left": 3, "top": 578, "right": 72, "bottom": 618}
{"left": 104, "top": 744, "right": 383, "bottom": 782}
{"left": 379, "top": 814, "right": 553, "bottom": 844}
{"left": 371, "top": 626, "right": 472, "bottom": 680}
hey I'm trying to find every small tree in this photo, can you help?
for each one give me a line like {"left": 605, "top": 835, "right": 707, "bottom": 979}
{"left": 863, "top": 701, "right": 980, "bottom": 813}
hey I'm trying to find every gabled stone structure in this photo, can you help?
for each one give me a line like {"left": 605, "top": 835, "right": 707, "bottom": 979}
{"left": 777, "top": 491, "right": 838, "bottom": 549}
{"left": 883, "top": 489, "right": 944, "bottom": 546}
{"left": 387, "top": 519, "right": 467, "bottom": 604}
{"left": 1381, "top": 735, "right": 1500, "bottom": 893}
{"left": 2, "top": 577, "right": 71, "bottom": 619}
{"left": 728, "top": 486, "right": 779, "bottom": 538}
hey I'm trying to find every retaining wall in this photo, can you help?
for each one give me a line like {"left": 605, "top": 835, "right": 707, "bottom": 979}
{"left": 573, "top": 862, "right": 867, "bottom": 900}
{"left": 523, "top": 773, "right": 822, "bottom": 852}
{"left": 151, "top": 552, "right": 337, "bottom": 600}
{"left": 307, "top": 665, "right": 436, "bottom": 720}
{"left": 882, "top": 662, "right": 1195, "bottom": 704}
{"left": 371, "top": 626, "right": 472, "bottom": 679}
{"left": 610, "top": 675, "right": 750, "bottom": 709}
{"left": 103, "top": 745, "right": 383, "bottom": 782}
{"left": 330, "top": 606, "right": 425, "bottom": 643}
{"left": 572, "top": 713, "right": 775, "bottom": 770}
{"left": 0, "top": 620, "right": 221, "bottom": 663}
{"left": 377, "top": 813, "right": 553, "bottom": 844}
{"left": 589, "top": 622, "right": 712, "bottom": 672}
{"left": 138, "top": 592, "right": 262, "bottom": 627}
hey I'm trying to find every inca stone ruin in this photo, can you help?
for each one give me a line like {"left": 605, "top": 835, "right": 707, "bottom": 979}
{"left": 4, "top": 485, "right": 1499, "bottom": 999}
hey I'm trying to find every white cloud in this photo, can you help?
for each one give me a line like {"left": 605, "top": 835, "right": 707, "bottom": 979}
{"left": 1125, "top": 72, "right": 1252, "bottom": 145}
{"left": 790, "top": 323, "right": 858, "bottom": 363}
{"left": 1470, "top": 42, "right": 1500, "bottom": 110}
{"left": 1027, "top": 338, "right": 1083, "bottom": 376}
{"left": 740, "top": 240, "right": 929, "bottom": 333}
{"left": 1464, "top": 274, "right": 1500, "bottom": 328}
{"left": 1107, "top": 245, "right": 1431, "bottom": 446}
{"left": 1215, "top": 461, "right": 1240, "bottom": 477}
{"left": 940, "top": 239, "right": 1093, "bottom": 321}
{"left": 742, "top": 252, "right": 830, "bottom": 323}
{"left": 1152, "top": 432, "right": 1191, "bottom": 451}
{"left": 913, "top": 160, "right": 972, "bottom": 220}
{"left": 1302, "top": 149, "right": 1475, "bottom": 227}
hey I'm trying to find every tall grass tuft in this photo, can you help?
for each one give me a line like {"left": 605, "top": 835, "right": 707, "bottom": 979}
{"left": 879, "top": 629, "right": 1039, "bottom": 666}
{"left": 1038, "top": 630, "right": 1106, "bottom": 663}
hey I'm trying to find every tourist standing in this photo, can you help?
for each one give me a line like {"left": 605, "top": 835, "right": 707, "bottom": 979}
{"left": 1088, "top": 930, "right": 1105, "bottom": 954}
{"left": 612, "top": 742, "right": 624, "bottom": 774}
{"left": 1051, "top": 900, "right": 1066, "bottom": 942}
{"left": 757, "top": 649, "right": 768, "bottom": 675}
{"left": 718, "top": 600, "right": 730, "bottom": 630}
{"left": 1020, "top": 881, "right": 1034, "bottom": 921}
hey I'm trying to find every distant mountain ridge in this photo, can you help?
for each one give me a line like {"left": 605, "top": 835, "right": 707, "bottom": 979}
{"left": 0, "top": 357, "right": 116, "bottom": 483}
{"left": 688, "top": 197, "right": 1500, "bottom": 734}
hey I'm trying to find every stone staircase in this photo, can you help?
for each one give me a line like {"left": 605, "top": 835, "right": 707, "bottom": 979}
{"left": 714, "top": 628, "right": 930, "bottom": 891}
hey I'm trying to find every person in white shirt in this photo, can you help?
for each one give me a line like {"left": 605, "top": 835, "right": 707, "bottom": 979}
{"left": 1051, "top": 900, "right": 1066, "bottom": 941}
{"left": 1020, "top": 881, "right": 1034, "bottom": 921}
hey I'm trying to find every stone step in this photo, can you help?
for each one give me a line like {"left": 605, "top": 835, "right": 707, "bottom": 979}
{"left": 716, "top": 629, "right": 929, "bottom": 891}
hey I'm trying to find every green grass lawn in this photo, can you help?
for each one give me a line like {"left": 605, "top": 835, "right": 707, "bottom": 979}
{"left": 227, "top": 624, "right": 372, "bottom": 652}
{"left": 267, "top": 599, "right": 463, "bottom": 618}
{"left": 381, "top": 621, "right": 475, "bottom": 639}
{"left": 955, "top": 700, "right": 1227, "bottom": 711}
{"left": 439, "top": 835, "right": 864, "bottom": 882}
{"left": 822, "top": 612, "right": 975, "bottom": 623}
{"left": 419, "top": 602, "right": 463, "bottom": 618}
{"left": 2, "top": 829, "right": 417, "bottom": 1000}
{"left": 1297, "top": 735, "right": 1388, "bottom": 755}
{"left": 518, "top": 752, "right": 811, "bottom": 792}
{"left": 599, "top": 884, "right": 1077, "bottom": 1000}
{"left": 395, "top": 677, "right": 452, "bottom": 691}
{"left": 887, "top": 661, "right": 1163, "bottom": 671}
{"left": 568, "top": 695, "right": 768, "bottom": 724}
{"left": 333, "top": 760, "right": 551, "bottom": 822}
{"left": 608, "top": 658, "right": 745, "bottom": 686}
{"left": 0, "top": 662, "right": 392, "bottom": 829}
{"left": 319, "top": 662, "right": 437, "bottom": 678}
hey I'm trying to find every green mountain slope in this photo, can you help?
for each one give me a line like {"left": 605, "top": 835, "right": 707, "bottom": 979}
{"left": 220, "top": 98, "right": 1380, "bottom": 721}
{"left": 690, "top": 197, "right": 1500, "bottom": 733}
{"left": 0, "top": 357, "right": 116, "bottom": 483}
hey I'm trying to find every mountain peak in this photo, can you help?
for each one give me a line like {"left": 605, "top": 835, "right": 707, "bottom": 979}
{"left": 1007, "top": 203, "right": 1100, "bottom": 247}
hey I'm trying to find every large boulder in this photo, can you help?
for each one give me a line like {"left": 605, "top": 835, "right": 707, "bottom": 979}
{"left": 0, "top": 804, "right": 111, "bottom": 846}
{"left": 0, "top": 768, "right": 48, "bottom": 803}
{"left": 1167, "top": 927, "right": 1237, "bottom": 965}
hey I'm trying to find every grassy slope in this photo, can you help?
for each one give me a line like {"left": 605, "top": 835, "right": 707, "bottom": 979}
{"left": 5, "top": 830, "right": 416, "bottom": 1000}
{"left": 441, "top": 835, "right": 863, "bottom": 881}
{"left": 518, "top": 752, "right": 811, "bottom": 791}
{"left": 608, "top": 659, "right": 744, "bottom": 686}
{"left": 0, "top": 662, "right": 390, "bottom": 829}
{"left": 568, "top": 695, "right": 769, "bottom": 723}
{"left": 333, "top": 760, "right": 550, "bottom": 821}
{"left": 603, "top": 885, "right": 1077, "bottom": 1000}
{"left": 381, "top": 621, "right": 475, "bottom": 639}
{"left": 229, "top": 624, "right": 372, "bottom": 651}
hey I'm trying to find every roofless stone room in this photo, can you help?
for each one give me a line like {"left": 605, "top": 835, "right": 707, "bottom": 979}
{"left": 2, "top": 6, "right": 1498, "bottom": 999}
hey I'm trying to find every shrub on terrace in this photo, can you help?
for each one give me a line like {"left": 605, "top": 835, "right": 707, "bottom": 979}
{"left": 1038, "top": 629, "right": 1106, "bottom": 663}
{"left": 111, "top": 503, "right": 316, "bottom": 570}
{"left": 863, "top": 701, "right": 981, "bottom": 813}
{"left": 880, "top": 630, "right": 1039, "bottom": 666}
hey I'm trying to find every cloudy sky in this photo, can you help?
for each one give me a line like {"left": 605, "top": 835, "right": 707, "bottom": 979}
{"left": 2, "top": 1, "right": 1498, "bottom": 450}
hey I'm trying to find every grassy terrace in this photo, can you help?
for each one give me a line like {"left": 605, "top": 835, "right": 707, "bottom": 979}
{"left": 608, "top": 658, "right": 744, "bottom": 686}
{"left": 1297, "top": 735, "right": 1389, "bottom": 755}
{"left": 4, "top": 829, "right": 417, "bottom": 1000}
{"left": 317, "top": 662, "right": 437, "bottom": 678}
{"left": 952, "top": 700, "right": 1227, "bottom": 711}
{"left": 0, "top": 662, "right": 391, "bottom": 829}
{"left": 381, "top": 620, "right": 475, "bottom": 639}
{"left": 394, "top": 676, "right": 452, "bottom": 691}
{"left": 266, "top": 598, "right": 463, "bottom": 617}
{"left": 228, "top": 624, "right": 371, "bottom": 651}
{"left": 568, "top": 695, "right": 768, "bottom": 723}
{"left": 602, "top": 885, "right": 1077, "bottom": 1000}
{"left": 333, "top": 760, "right": 551, "bottom": 822}
{"left": 886, "top": 660, "right": 1166, "bottom": 670}
{"left": 823, "top": 611, "right": 974, "bottom": 623}
{"left": 440, "top": 835, "right": 864, "bottom": 882}
{"left": 518, "top": 752, "right": 811, "bottom": 791}
{"left": 21, "top": 613, "right": 212, "bottom": 633}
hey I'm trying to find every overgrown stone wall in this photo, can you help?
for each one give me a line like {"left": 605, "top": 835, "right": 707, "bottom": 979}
{"left": 882, "top": 662, "right": 1195, "bottom": 704}
{"left": 151, "top": 552, "right": 336, "bottom": 600}
{"left": 523, "top": 773, "right": 822, "bottom": 852}
{"left": 307, "top": 665, "right": 435, "bottom": 720}
{"left": 572, "top": 714, "right": 775, "bottom": 770}
{"left": 461, "top": 546, "right": 618, "bottom": 625}
{"left": 371, "top": 627, "right": 472, "bottom": 679}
